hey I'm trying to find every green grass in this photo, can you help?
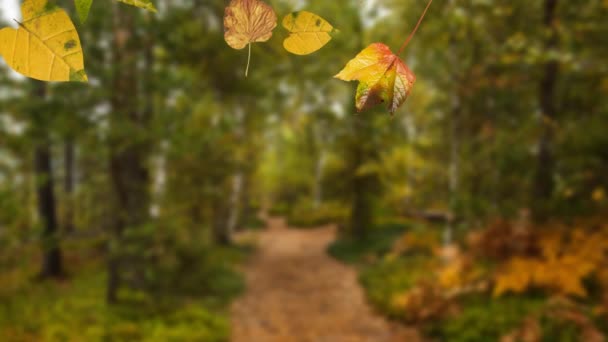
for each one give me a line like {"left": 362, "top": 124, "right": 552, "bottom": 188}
{"left": 268, "top": 203, "right": 290, "bottom": 217}
{"left": 327, "top": 223, "right": 408, "bottom": 264}
{"left": 426, "top": 294, "right": 546, "bottom": 342}
{"left": 243, "top": 215, "right": 266, "bottom": 230}
{"left": 0, "top": 246, "right": 248, "bottom": 342}
{"left": 287, "top": 201, "right": 349, "bottom": 229}
{"left": 359, "top": 256, "right": 432, "bottom": 318}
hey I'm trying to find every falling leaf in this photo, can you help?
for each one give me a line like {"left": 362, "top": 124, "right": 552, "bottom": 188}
{"left": 335, "top": 43, "right": 416, "bottom": 114}
{"left": 282, "top": 11, "right": 336, "bottom": 55}
{"left": 116, "top": 0, "right": 157, "bottom": 12}
{"left": 224, "top": 0, "right": 277, "bottom": 76}
{"left": 0, "top": 0, "right": 87, "bottom": 82}
{"left": 74, "top": 0, "right": 93, "bottom": 22}
{"left": 116, "top": 0, "right": 156, "bottom": 12}
{"left": 224, "top": 0, "right": 276, "bottom": 50}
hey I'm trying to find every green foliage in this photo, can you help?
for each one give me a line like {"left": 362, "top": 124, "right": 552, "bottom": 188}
{"left": 243, "top": 215, "right": 266, "bottom": 230}
{"left": 268, "top": 202, "right": 290, "bottom": 217}
{"left": 327, "top": 223, "right": 407, "bottom": 264}
{"left": 427, "top": 295, "right": 545, "bottom": 342}
{"left": 540, "top": 315, "right": 581, "bottom": 342}
{"left": 287, "top": 200, "right": 349, "bottom": 228}
{"left": 0, "top": 247, "right": 242, "bottom": 342}
{"left": 359, "top": 256, "right": 430, "bottom": 318}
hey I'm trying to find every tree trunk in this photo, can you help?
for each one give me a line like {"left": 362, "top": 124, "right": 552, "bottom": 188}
{"left": 107, "top": 5, "right": 151, "bottom": 303}
{"left": 227, "top": 173, "right": 243, "bottom": 235}
{"left": 33, "top": 82, "right": 63, "bottom": 279}
{"left": 350, "top": 175, "right": 373, "bottom": 240}
{"left": 213, "top": 199, "right": 232, "bottom": 245}
{"left": 534, "top": 0, "right": 559, "bottom": 221}
{"left": 349, "top": 117, "right": 374, "bottom": 240}
{"left": 445, "top": 0, "right": 461, "bottom": 245}
{"left": 36, "top": 141, "right": 63, "bottom": 278}
{"left": 446, "top": 93, "right": 460, "bottom": 245}
{"left": 313, "top": 151, "right": 325, "bottom": 209}
{"left": 346, "top": 13, "right": 375, "bottom": 240}
{"left": 63, "top": 138, "right": 75, "bottom": 233}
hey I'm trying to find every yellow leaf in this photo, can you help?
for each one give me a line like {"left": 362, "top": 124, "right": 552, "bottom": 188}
{"left": 224, "top": 0, "right": 277, "bottom": 50}
{"left": 0, "top": 0, "right": 87, "bottom": 82}
{"left": 282, "top": 11, "right": 336, "bottom": 55}
{"left": 116, "top": 0, "right": 157, "bottom": 12}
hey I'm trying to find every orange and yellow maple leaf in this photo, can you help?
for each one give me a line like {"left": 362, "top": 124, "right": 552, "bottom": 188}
{"left": 335, "top": 43, "right": 416, "bottom": 114}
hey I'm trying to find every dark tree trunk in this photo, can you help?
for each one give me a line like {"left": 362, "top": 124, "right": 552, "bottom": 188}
{"left": 33, "top": 82, "right": 63, "bottom": 279}
{"left": 346, "top": 15, "right": 376, "bottom": 241}
{"left": 349, "top": 117, "right": 374, "bottom": 240}
{"left": 534, "top": 0, "right": 559, "bottom": 220}
{"left": 64, "top": 138, "right": 75, "bottom": 233}
{"left": 350, "top": 175, "right": 373, "bottom": 240}
{"left": 213, "top": 199, "right": 232, "bottom": 246}
{"left": 107, "top": 5, "right": 151, "bottom": 303}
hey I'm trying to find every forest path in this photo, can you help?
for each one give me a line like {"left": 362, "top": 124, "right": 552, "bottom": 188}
{"left": 230, "top": 217, "right": 421, "bottom": 342}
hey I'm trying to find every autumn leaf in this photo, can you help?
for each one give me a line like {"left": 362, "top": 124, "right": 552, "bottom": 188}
{"left": 335, "top": 0, "right": 433, "bottom": 114}
{"left": 224, "top": 0, "right": 277, "bottom": 76}
{"left": 0, "top": 0, "right": 87, "bottom": 82}
{"left": 335, "top": 43, "right": 416, "bottom": 114}
{"left": 116, "top": 0, "right": 157, "bottom": 12}
{"left": 282, "top": 11, "right": 336, "bottom": 55}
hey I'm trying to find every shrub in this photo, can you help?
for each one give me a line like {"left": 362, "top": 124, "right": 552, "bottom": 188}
{"left": 427, "top": 295, "right": 545, "bottom": 342}
{"left": 493, "top": 228, "right": 608, "bottom": 298}
{"left": 359, "top": 256, "right": 432, "bottom": 318}
{"left": 287, "top": 200, "right": 349, "bottom": 228}
{"left": 327, "top": 223, "right": 408, "bottom": 264}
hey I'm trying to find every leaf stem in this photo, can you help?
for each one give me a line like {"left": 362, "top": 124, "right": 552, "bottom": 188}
{"left": 245, "top": 43, "right": 252, "bottom": 77}
{"left": 397, "top": 0, "right": 433, "bottom": 55}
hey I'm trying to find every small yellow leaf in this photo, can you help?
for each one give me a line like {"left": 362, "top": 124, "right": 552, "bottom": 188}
{"left": 282, "top": 11, "right": 336, "bottom": 55}
{"left": 116, "top": 0, "right": 157, "bottom": 12}
{"left": 0, "top": 0, "right": 87, "bottom": 82}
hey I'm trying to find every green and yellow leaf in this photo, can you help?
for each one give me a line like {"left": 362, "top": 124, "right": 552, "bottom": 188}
{"left": 116, "top": 0, "right": 157, "bottom": 12}
{"left": 0, "top": 0, "right": 87, "bottom": 82}
{"left": 282, "top": 11, "right": 336, "bottom": 55}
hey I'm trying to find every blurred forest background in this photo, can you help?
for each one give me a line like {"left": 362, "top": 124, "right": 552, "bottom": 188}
{"left": 1, "top": 0, "right": 608, "bottom": 341}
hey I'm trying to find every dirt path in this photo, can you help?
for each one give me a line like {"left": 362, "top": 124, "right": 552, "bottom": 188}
{"left": 231, "top": 217, "right": 420, "bottom": 342}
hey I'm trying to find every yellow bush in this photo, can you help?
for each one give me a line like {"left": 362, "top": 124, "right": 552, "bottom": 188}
{"left": 494, "top": 228, "right": 608, "bottom": 297}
